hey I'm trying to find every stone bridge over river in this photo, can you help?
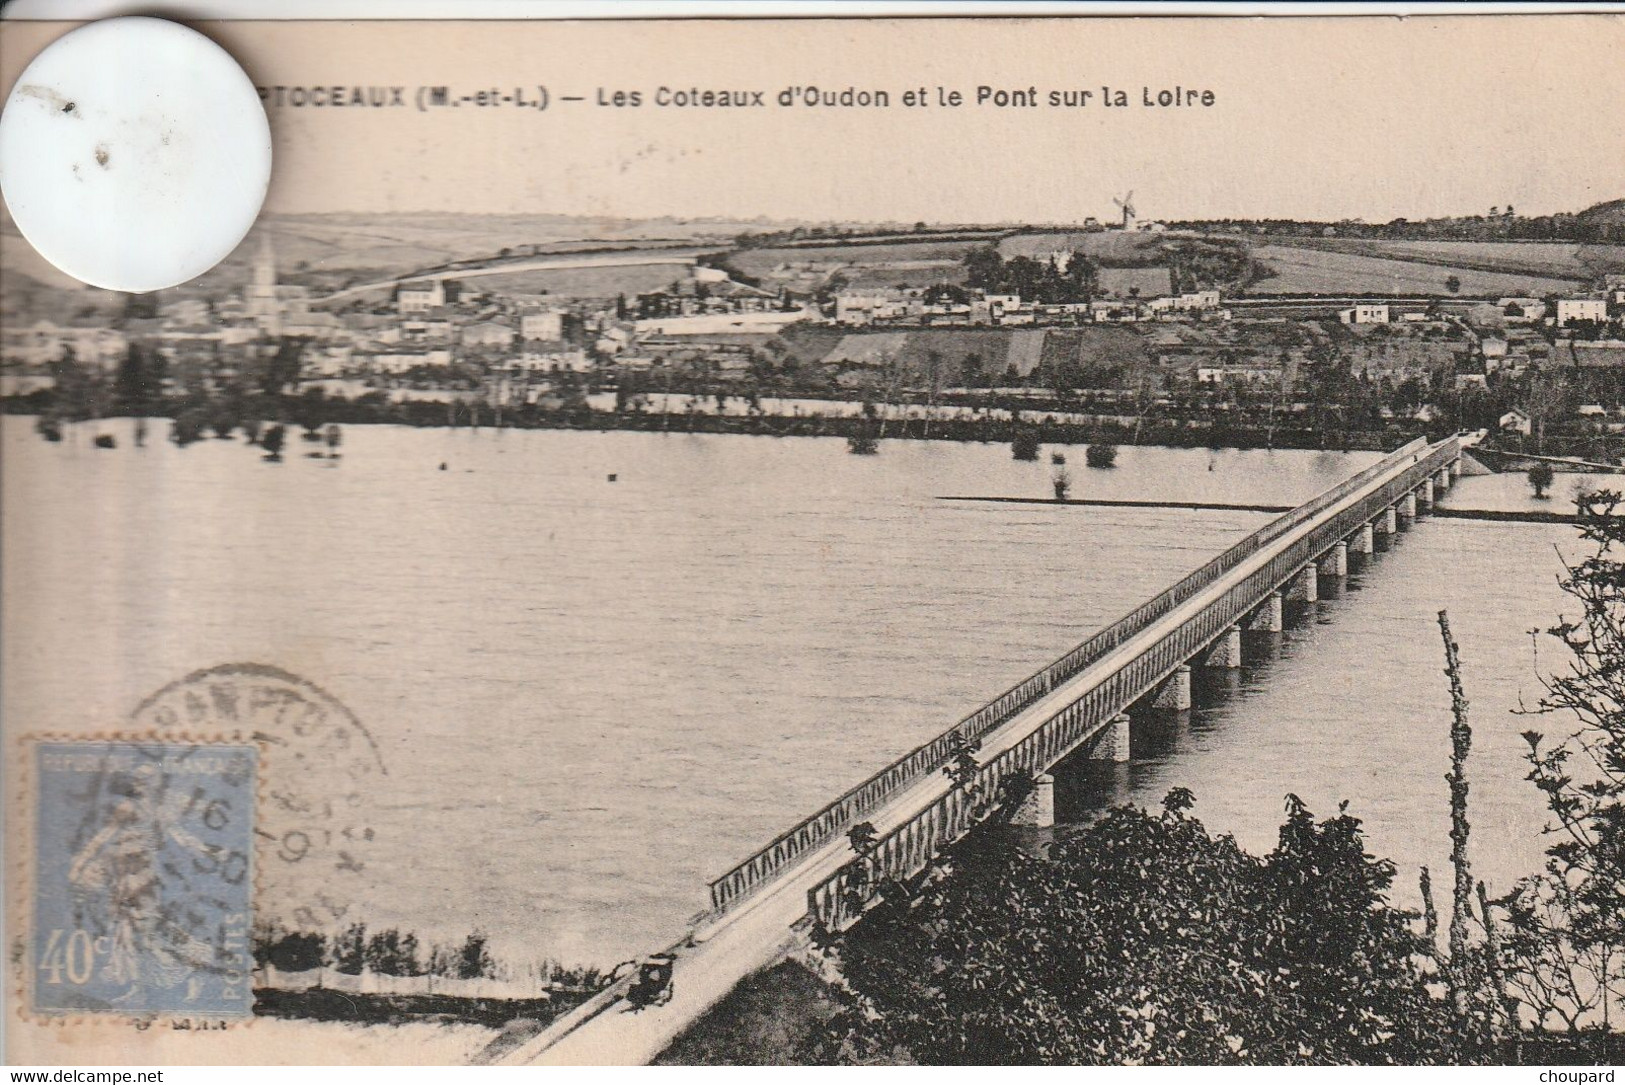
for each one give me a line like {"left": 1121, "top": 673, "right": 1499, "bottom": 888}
{"left": 492, "top": 433, "right": 1466, "bottom": 1066}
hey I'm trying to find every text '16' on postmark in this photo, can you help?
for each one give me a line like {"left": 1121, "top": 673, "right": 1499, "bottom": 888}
{"left": 29, "top": 739, "right": 257, "bottom": 1019}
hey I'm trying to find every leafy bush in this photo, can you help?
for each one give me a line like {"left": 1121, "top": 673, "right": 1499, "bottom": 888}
{"left": 264, "top": 930, "right": 326, "bottom": 973}
{"left": 810, "top": 790, "right": 1460, "bottom": 1065}
{"left": 1528, "top": 462, "right": 1555, "bottom": 499}
{"left": 454, "top": 933, "right": 495, "bottom": 980}
{"left": 365, "top": 928, "right": 423, "bottom": 977}
{"left": 1086, "top": 443, "right": 1119, "bottom": 469}
{"left": 331, "top": 924, "right": 368, "bottom": 976}
{"left": 847, "top": 434, "right": 879, "bottom": 455}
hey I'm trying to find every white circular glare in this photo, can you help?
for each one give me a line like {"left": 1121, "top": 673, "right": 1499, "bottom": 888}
{"left": 0, "top": 17, "right": 271, "bottom": 293}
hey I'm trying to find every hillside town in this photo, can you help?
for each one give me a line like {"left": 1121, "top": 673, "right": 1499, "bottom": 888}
{"left": 5, "top": 218, "right": 1625, "bottom": 455}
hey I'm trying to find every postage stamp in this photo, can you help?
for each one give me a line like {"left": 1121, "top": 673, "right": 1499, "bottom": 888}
{"left": 27, "top": 739, "right": 257, "bottom": 1018}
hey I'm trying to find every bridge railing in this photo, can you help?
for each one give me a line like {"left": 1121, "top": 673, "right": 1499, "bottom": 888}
{"left": 707, "top": 436, "right": 1445, "bottom": 916}
{"left": 807, "top": 436, "right": 1460, "bottom": 930}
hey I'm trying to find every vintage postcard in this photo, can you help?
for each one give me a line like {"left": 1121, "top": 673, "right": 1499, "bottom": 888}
{"left": 3, "top": 10, "right": 1625, "bottom": 1067}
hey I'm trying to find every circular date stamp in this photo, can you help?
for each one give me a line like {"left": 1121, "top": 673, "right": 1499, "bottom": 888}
{"left": 127, "top": 664, "right": 388, "bottom": 939}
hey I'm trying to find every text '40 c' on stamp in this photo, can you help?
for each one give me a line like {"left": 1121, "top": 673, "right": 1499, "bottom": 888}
{"left": 29, "top": 739, "right": 257, "bottom": 1018}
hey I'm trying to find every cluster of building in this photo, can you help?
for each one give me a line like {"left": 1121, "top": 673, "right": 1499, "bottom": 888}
{"left": 0, "top": 237, "right": 839, "bottom": 403}
{"left": 834, "top": 273, "right": 1224, "bottom": 328}
{"left": 3, "top": 237, "right": 1624, "bottom": 421}
{"left": 1337, "top": 280, "right": 1625, "bottom": 332}
{"left": 1335, "top": 278, "right": 1625, "bottom": 398}
{"left": 0, "top": 238, "right": 620, "bottom": 398}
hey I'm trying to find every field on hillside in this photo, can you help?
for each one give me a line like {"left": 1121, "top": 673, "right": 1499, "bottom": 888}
{"left": 421, "top": 264, "right": 686, "bottom": 299}
{"left": 1267, "top": 237, "right": 1625, "bottom": 281}
{"left": 1000, "top": 231, "right": 1164, "bottom": 263}
{"left": 252, "top": 214, "right": 754, "bottom": 277}
{"left": 1247, "top": 244, "right": 1580, "bottom": 297}
{"left": 834, "top": 263, "right": 967, "bottom": 291}
{"left": 730, "top": 238, "right": 981, "bottom": 290}
{"left": 773, "top": 325, "right": 1155, "bottom": 384}
{"left": 1038, "top": 328, "right": 1154, "bottom": 383}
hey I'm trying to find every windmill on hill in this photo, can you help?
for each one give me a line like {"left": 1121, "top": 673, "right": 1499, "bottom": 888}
{"left": 1113, "top": 191, "right": 1137, "bottom": 230}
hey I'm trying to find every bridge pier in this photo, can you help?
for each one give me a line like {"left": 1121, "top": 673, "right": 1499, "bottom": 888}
{"left": 1152, "top": 665, "right": 1192, "bottom": 711}
{"left": 1435, "top": 467, "right": 1451, "bottom": 492}
{"left": 1246, "top": 591, "right": 1283, "bottom": 634}
{"left": 1351, "top": 523, "right": 1375, "bottom": 556}
{"left": 1290, "top": 563, "right": 1319, "bottom": 603}
{"left": 1318, "top": 541, "right": 1348, "bottom": 578}
{"left": 1089, "top": 714, "right": 1132, "bottom": 762}
{"left": 1449, "top": 458, "right": 1462, "bottom": 483}
{"left": 1009, "top": 772, "right": 1055, "bottom": 828}
{"left": 1382, "top": 506, "right": 1399, "bottom": 537}
{"left": 1201, "top": 625, "right": 1243, "bottom": 669}
{"left": 1205, "top": 665, "right": 1245, "bottom": 698}
{"left": 1399, "top": 493, "right": 1417, "bottom": 527}
{"left": 1419, "top": 479, "right": 1435, "bottom": 510}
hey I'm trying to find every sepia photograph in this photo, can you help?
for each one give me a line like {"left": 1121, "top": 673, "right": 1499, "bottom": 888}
{"left": 2, "top": 6, "right": 1624, "bottom": 1069}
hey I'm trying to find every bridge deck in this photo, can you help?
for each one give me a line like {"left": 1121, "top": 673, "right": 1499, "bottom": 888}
{"left": 503, "top": 435, "right": 1460, "bottom": 1066}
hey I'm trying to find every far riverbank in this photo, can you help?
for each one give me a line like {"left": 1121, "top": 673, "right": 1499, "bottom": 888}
{"left": 1, "top": 391, "right": 1427, "bottom": 453}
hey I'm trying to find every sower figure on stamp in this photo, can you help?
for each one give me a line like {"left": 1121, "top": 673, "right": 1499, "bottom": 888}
{"left": 67, "top": 762, "right": 218, "bottom": 1005}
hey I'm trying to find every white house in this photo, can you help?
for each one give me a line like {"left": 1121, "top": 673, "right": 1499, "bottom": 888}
{"left": 1557, "top": 298, "right": 1608, "bottom": 327}
{"left": 399, "top": 315, "right": 454, "bottom": 342}
{"left": 513, "top": 348, "right": 591, "bottom": 373}
{"left": 461, "top": 321, "right": 516, "bottom": 350}
{"left": 835, "top": 292, "right": 907, "bottom": 326}
{"left": 1339, "top": 304, "right": 1390, "bottom": 325}
{"left": 1089, "top": 300, "right": 1141, "bottom": 323}
{"left": 520, "top": 310, "right": 566, "bottom": 341}
{"left": 1499, "top": 408, "right": 1532, "bottom": 436}
{"left": 397, "top": 280, "right": 445, "bottom": 315}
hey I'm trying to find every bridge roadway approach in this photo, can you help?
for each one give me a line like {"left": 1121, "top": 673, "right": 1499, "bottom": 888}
{"left": 495, "top": 434, "right": 1464, "bottom": 1066}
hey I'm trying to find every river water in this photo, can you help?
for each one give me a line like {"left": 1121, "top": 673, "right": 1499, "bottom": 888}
{"left": 1, "top": 418, "right": 1602, "bottom": 969}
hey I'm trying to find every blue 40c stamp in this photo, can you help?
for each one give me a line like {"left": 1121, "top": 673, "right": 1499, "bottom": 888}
{"left": 30, "top": 740, "right": 257, "bottom": 1018}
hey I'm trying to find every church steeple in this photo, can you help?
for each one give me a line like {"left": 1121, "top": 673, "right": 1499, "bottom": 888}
{"left": 247, "top": 232, "right": 280, "bottom": 332}
{"left": 253, "top": 232, "right": 276, "bottom": 292}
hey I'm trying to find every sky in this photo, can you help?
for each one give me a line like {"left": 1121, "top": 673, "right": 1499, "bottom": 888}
{"left": 3, "top": 15, "right": 1623, "bottom": 225}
